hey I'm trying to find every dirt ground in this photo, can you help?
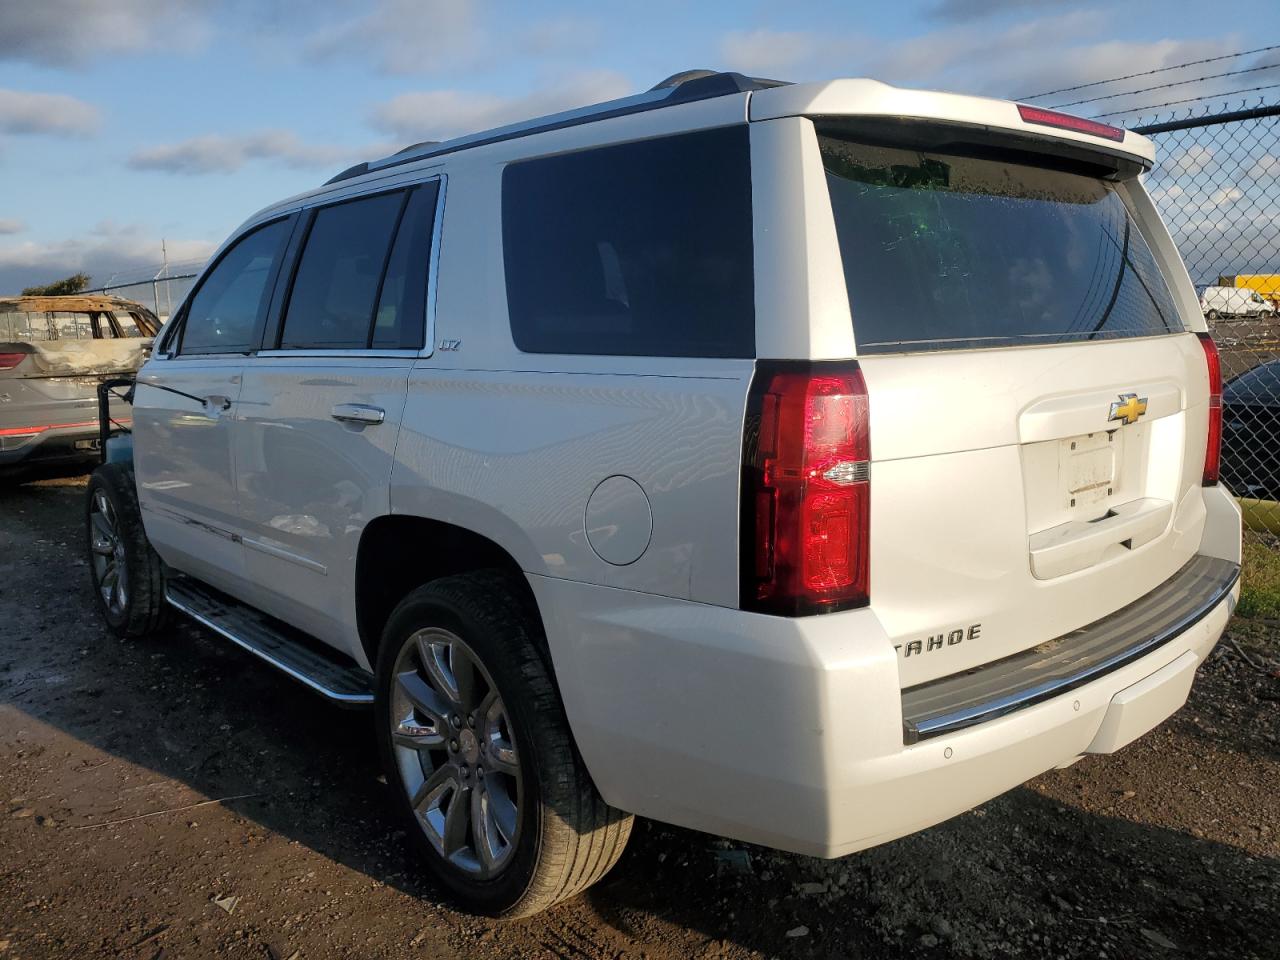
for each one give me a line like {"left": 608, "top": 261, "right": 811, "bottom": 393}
{"left": 2, "top": 473, "right": 1278, "bottom": 960}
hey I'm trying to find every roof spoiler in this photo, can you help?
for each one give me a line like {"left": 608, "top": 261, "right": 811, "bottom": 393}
{"left": 750, "top": 79, "right": 1156, "bottom": 174}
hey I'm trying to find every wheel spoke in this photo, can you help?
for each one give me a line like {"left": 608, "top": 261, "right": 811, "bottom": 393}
{"left": 396, "top": 671, "right": 452, "bottom": 736}
{"left": 450, "top": 644, "right": 478, "bottom": 712}
{"left": 410, "top": 762, "right": 455, "bottom": 813}
{"left": 99, "top": 562, "right": 118, "bottom": 602}
{"left": 114, "top": 564, "right": 128, "bottom": 610}
{"left": 97, "top": 494, "right": 117, "bottom": 532}
{"left": 442, "top": 780, "right": 472, "bottom": 857}
{"left": 485, "top": 775, "right": 518, "bottom": 843}
{"left": 471, "top": 786, "right": 500, "bottom": 873}
{"left": 482, "top": 695, "right": 519, "bottom": 775}
{"left": 90, "top": 512, "right": 114, "bottom": 548}
{"left": 391, "top": 726, "right": 444, "bottom": 750}
{"left": 418, "top": 636, "right": 463, "bottom": 708}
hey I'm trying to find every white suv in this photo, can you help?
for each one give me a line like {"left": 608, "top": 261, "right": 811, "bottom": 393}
{"left": 84, "top": 70, "right": 1242, "bottom": 918}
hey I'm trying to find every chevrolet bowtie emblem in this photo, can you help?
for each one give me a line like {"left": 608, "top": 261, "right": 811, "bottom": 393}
{"left": 1108, "top": 393, "right": 1148, "bottom": 426}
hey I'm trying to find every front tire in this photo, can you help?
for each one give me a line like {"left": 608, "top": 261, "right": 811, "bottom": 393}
{"left": 85, "top": 462, "right": 168, "bottom": 638}
{"left": 375, "top": 571, "right": 632, "bottom": 918}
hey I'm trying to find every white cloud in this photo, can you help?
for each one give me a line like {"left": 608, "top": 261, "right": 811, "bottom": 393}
{"left": 720, "top": 29, "right": 826, "bottom": 77}
{"left": 305, "top": 0, "right": 600, "bottom": 76}
{"left": 519, "top": 17, "right": 601, "bottom": 57}
{"left": 928, "top": 0, "right": 1066, "bottom": 21}
{"left": 0, "top": 223, "right": 214, "bottom": 295}
{"left": 1012, "top": 37, "right": 1257, "bottom": 115}
{"left": 0, "top": 0, "right": 210, "bottom": 67}
{"left": 1248, "top": 154, "right": 1280, "bottom": 180}
{"left": 307, "top": 0, "right": 482, "bottom": 75}
{"left": 1170, "top": 145, "right": 1216, "bottom": 176}
{"left": 128, "top": 130, "right": 365, "bottom": 175}
{"left": 370, "top": 71, "right": 633, "bottom": 142}
{"left": 713, "top": 18, "right": 1257, "bottom": 118}
{"left": 0, "top": 89, "right": 100, "bottom": 137}
{"left": 868, "top": 10, "right": 1107, "bottom": 96}
{"left": 0, "top": 218, "right": 25, "bottom": 235}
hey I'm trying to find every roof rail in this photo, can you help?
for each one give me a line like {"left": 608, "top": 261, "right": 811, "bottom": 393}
{"left": 323, "top": 70, "right": 788, "bottom": 185}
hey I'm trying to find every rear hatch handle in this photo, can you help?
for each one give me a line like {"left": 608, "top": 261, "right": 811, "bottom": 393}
{"left": 1029, "top": 497, "right": 1173, "bottom": 580}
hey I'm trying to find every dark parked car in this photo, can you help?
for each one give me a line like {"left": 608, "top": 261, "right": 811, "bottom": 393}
{"left": 0, "top": 295, "right": 159, "bottom": 476}
{"left": 1222, "top": 358, "right": 1280, "bottom": 500}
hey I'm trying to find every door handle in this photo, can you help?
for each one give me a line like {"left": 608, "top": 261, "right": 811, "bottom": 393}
{"left": 205, "top": 394, "right": 232, "bottom": 411}
{"left": 331, "top": 403, "right": 385, "bottom": 425}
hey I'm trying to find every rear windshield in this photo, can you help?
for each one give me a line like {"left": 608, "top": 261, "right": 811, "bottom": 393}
{"left": 819, "top": 133, "right": 1184, "bottom": 353}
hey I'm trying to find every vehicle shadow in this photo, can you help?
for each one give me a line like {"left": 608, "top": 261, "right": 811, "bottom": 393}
{"left": 1, "top": 479, "right": 1277, "bottom": 959}
{"left": 0, "top": 460, "right": 95, "bottom": 487}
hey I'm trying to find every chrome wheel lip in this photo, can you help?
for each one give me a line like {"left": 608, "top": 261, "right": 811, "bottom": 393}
{"left": 390, "top": 626, "right": 522, "bottom": 879}
{"left": 89, "top": 490, "right": 128, "bottom": 618}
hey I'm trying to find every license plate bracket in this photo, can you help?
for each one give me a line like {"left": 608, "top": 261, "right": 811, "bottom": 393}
{"left": 1059, "top": 431, "right": 1118, "bottom": 509}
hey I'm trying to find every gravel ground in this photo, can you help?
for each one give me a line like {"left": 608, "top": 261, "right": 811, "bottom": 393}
{"left": 1, "top": 472, "right": 1278, "bottom": 960}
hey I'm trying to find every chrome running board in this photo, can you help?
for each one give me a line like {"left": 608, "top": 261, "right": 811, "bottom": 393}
{"left": 166, "top": 578, "right": 374, "bottom": 706}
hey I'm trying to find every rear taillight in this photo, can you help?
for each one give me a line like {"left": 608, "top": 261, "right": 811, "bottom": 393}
{"left": 1016, "top": 104, "right": 1125, "bottom": 143}
{"left": 0, "top": 353, "right": 25, "bottom": 370}
{"left": 742, "top": 361, "right": 870, "bottom": 615}
{"left": 1198, "top": 332, "right": 1222, "bottom": 486}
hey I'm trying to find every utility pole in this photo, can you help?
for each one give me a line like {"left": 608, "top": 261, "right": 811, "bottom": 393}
{"left": 160, "top": 239, "right": 170, "bottom": 319}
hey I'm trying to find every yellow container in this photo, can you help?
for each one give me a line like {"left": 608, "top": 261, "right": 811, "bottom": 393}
{"left": 1238, "top": 496, "right": 1280, "bottom": 534}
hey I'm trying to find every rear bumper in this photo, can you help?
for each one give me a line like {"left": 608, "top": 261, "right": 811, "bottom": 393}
{"left": 532, "top": 485, "right": 1242, "bottom": 858}
{"left": 0, "top": 395, "right": 130, "bottom": 469}
{"left": 0, "top": 421, "right": 102, "bottom": 468}
{"left": 901, "top": 554, "right": 1238, "bottom": 742}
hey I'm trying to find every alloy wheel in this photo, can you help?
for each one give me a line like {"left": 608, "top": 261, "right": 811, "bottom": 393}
{"left": 390, "top": 627, "right": 522, "bottom": 878}
{"left": 89, "top": 490, "right": 128, "bottom": 617}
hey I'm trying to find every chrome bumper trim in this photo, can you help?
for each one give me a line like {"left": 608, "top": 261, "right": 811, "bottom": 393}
{"left": 901, "top": 555, "right": 1240, "bottom": 744}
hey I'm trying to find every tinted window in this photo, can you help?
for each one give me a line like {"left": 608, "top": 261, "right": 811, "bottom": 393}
{"left": 372, "top": 182, "right": 438, "bottom": 349}
{"left": 280, "top": 191, "right": 405, "bottom": 349}
{"left": 182, "top": 220, "right": 289, "bottom": 355}
{"left": 502, "top": 127, "right": 754, "bottom": 358}
{"left": 819, "top": 133, "right": 1183, "bottom": 353}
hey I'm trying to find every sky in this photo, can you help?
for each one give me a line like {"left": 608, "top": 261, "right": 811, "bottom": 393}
{"left": 0, "top": 0, "right": 1277, "bottom": 293}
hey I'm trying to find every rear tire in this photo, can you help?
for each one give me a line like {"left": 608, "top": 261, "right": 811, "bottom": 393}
{"left": 375, "top": 570, "right": 632, "bottom": 918}
{"left": 86, "top": 462, "right": 169, "bottom": 638}
{"left": 1205, "top": 309, "right": 1219, "bottom": 320}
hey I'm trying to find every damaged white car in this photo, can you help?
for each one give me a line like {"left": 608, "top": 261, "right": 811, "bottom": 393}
{"left": 0, "top": 295, "right": 158, "bottom": 476}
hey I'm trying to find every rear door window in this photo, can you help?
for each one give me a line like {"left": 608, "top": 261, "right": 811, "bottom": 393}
{"left": 181, "top": 219, "right": 290, "bottom": 355}
{"left": 502, "top": 126, "right": 755, "bottom": 358}
{"left": 371, "top": 182, "right": 439, "bottom": 350}
{"left": 279, "top": 191, "right": 406, "bottom": 350}
{"left": 818, "top": 132, "right": 1184, "bottom": 354}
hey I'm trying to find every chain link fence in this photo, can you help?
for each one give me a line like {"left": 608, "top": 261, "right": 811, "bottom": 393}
{"left": 1135, "top": 101, "right": 1280, "bottom": 539}
{"left": 82, "top": 259, "right": 204, "bottom": 323}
